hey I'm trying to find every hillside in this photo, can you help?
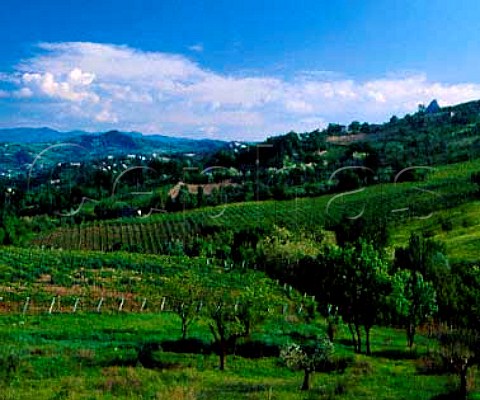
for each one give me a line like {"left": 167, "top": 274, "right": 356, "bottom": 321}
{"left": 3, "top": 99, "right": 480, "bottom": 400}
{"left": 34, "top": 157, "right": 480, "bottom": 263}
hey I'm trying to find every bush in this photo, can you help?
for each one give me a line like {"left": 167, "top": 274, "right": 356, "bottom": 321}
{"left": 439, "top": 217, "right": 454, "bottom": 232}
{"left": 0, "top": 347, "right": 22, "bottom": 383}
{"left": 416, "top": 350, "right": 449, "bottom": 375}
{"left": 350, "top": 359, "right": 374, "bottom": 376}
{"left": 235, "top": 340, "right": 280, "bottom": 358}
{"left": 159, "top": 339, "right": 212, "bottom": 355}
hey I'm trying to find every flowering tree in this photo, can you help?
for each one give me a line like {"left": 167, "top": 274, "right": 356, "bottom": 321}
{"left": 280, "top": 337, "right": 334, "bottom": 391}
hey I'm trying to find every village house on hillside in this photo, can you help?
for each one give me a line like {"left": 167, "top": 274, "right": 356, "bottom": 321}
{"left": 168, "top": 180, "right": 240, "bottom": 201}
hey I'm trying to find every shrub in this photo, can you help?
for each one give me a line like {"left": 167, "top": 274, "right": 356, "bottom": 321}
{"left": 235, "top": 340, "right": 280, "bottom": 358}
{"left": 350, "top": 359, "right": 373, "bottom": 376}
{"left": 439, "top": 217, "right": 454, "bottom": 232}
{"left": 0, "top": 346, "right": 22, "bottom": 383}
{"left": 159, "top": 339, "right": 212, "bottom": 355}
{"left": 416, "top": 350, "right": 448, "bottom": 375}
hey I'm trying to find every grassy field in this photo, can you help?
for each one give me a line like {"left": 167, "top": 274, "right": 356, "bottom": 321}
{"left": 0, "top": 312, "right": 476, "bottom": 400}
{"left": 389, "top": 199, "right": 480, "bottom": 263}
{"left": 0, "top": 243, "right": 477, "bottom": 398}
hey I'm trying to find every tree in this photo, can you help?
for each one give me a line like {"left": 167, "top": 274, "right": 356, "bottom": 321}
{"left": 437, "top": 328, "right": 480, "bottom": 399}
{"left": 164, "top": 272, "right": 205, "bottom": 340}
{"left": 204, "top": 274, "right": 282, "bottom": 370}
{"left": 389, "top": 269, "right": 437, "bottom": 348}
{"left": 280, "top": 338, "right": 334, "bottom": 390}
{"left": 259, "top": 225, "right": 322, "bottom": 281}
{"left": 348, "top": 121, "right": 361, "bottom": 133}
{"left": 329, "top": 214, "right": 389, "bottom": 252}
{"left": 394, "top": 233, "right": 450, "bottom": 322}
{"left": 318, "top": 241, "right": 391, "bottom": 355}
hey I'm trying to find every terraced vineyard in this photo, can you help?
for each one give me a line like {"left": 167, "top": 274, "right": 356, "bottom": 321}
{"left": 0, "top": 246, "right": 308, "bottom": 316}
{"left": 35, "top": 159, "right": 480, "bottom": 255}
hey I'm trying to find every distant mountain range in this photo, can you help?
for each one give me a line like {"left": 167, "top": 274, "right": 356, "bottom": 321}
{"left": 0, "top": 128, "right": 230, "bottom": 176}
{"left": 0, "top": 128, "right": 227, "bottom": 153}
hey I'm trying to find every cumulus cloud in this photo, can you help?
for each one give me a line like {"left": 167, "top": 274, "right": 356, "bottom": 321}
{"left": 21, "top": 69, "right": 99, "bottom": 103}
{"left": 2, "top": 41, "right": 480, "bottom": 140}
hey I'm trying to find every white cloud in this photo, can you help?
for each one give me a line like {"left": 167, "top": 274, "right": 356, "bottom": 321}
{"left": 188, "top": 43, "right": 204, "bottom": 53}
{"left": 13, "top": 87, "right": 33, "bottom": 98}
{"left": 2, "top": 41, "right": 480, "bottom": 140}
{"left": 21, "top": 70, "right": 99, "bottom": 103}
{"left": 69, "top": 68, "right": 95, "bottom": 85}
{"left": 95, "top": 108, "right": 118, "bottom": 123}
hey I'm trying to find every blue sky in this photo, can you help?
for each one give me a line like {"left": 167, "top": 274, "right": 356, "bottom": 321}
{"left": 1, "top": 0, "right": 480, "bottom": 140}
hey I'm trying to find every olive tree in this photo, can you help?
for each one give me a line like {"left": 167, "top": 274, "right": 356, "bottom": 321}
{"left": 280, "top": 338, "right": 334, "bottom": 391}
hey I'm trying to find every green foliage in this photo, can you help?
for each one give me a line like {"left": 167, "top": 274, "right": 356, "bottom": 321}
{"left": 389, "top": 269, "right": 437, "bottom": 348}
{"left": 204, "top": 272, "right": 284, "bottom": 370}
{"left": 163, "top": 271, "right": 207, "bottom": 339}
{"left": 280, "top": 338, "right": 334, "bottom": 372}
{"left": 314, "top": 241, "right": 392, "bottom": 354}
{"left": 260, "top": 225, "right": 323, "bottom": 279}
{"left": 328, "top": 213, "right": 389, "bottom": 251}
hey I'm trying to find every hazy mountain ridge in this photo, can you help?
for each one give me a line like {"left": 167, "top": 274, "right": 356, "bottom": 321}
{"left": 0, "top": 128, "right": 229, "bottom": 177}
{"left": 0, "top": 127, "right": 227, "bottom": 149}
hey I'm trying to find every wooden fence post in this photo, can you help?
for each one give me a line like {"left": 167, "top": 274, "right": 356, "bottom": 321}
{"left": 48, "top": 297, "right": 56, "bottom": 314}
{"left": 118, "top": 297, "right": 125, "bottom": 312}
{"left": 22, "top": 297, "right": 30, "bottom": 315}
{"left": 73, "top": 298, "right": 80, "bottom": 313}
{"left": 97, "top": 297, "right": 104, "bottom": 313}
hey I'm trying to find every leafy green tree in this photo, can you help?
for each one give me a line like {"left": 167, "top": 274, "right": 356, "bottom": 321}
{"left": 317, "top": 241, "right": 391, "bottom": 354}
{"left": 329, "top": 214, "right": 389, "bottom": 252}
{"left": 230, "top": 227, "right": 267, "bottom": 266}
{"left": 164, "top": 272, "right": 206, "bottom": 339}
{"left": 259, "top": 225, "right": 322, "bottom": 280}
{"left": 0, "top": 213, "right": 30, "bottom": 245}
{"left": 394, "top": 233, "right": 450, "bottom": 322}
{"left": 348, "top": 121, "right": 361, "bottom": 133}
{"left": 204, "top": 274, "right": 282, "bottom": 370}
{"left": 389, "top": 269, "right": 437, "bottom": 348}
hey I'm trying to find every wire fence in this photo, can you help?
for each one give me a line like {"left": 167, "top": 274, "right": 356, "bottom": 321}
{"left": 0, "top": 292, "right": 314, "bottom": 318}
